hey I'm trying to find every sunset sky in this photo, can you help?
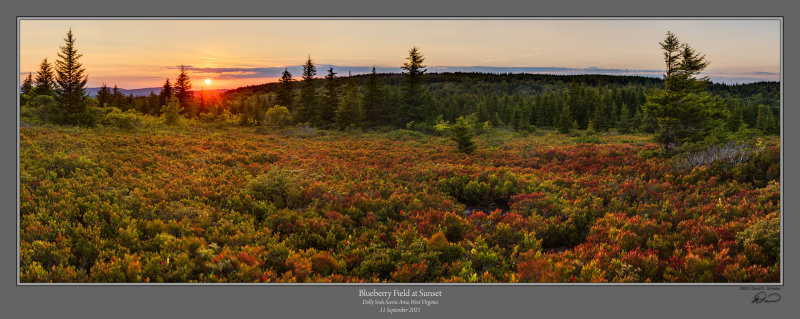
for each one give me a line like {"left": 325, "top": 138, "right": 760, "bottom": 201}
{"left": 19, "top": 19, "right": 781, "bottom": 89}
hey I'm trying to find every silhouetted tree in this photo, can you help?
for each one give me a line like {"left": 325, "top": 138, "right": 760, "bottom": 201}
{"left": 297, "top": 55, "right": 318, "bottom": 124}
{"left": 112, "top": 85, "right": 124, "bottom": 108}
{"left": 336, "top": 73, "right": 364, "bottom": 130}
{"left": 362, "top": 66, "right": 385, "bottom": 127}
{"left": 53, "top": 29, "right": 90, "bottom": 125}
{"left": 159, "top": 78, "right": 173, "bottom": 110}
{"left": 20, "top": 73, "right": 34, "bottom": 106}
{"left": 96, "top": 83, "right": 111, "bottom": 107}
{"left": 277, "top": 67, "right": 295, "bottom": 110}
{"left": 174, "top": 65, "right": 193, "bottom": 110}
{"left": 34, "top": 58, "right": 56, "bottom": 96}
{"left": 400, "top": 46, "right": 427, "bottom": 125}
{"left": 317, "top": 66, "right": 340, "bottom": 128}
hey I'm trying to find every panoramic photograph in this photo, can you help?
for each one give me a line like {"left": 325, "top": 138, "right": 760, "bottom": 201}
{"left": 18, "top": 19, "right": 780, "bottom": 283}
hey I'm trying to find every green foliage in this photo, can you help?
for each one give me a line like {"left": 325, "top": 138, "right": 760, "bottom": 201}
{"left": 755, "top": 104, "right": 779, "bottom": 135}
{"left": 362, "top": 66, "right": 385, "bottom": 127}
{"left": 618, "top": 103, "right": 633, "bottom": 134}
{"left": 19, "top": 123, "right": 780, "bottom": 283}
{"left": 161, "top": 96, "right": 183, "bottom": 126}
{"left": 384, "top": 129, "right": 424, "bottom": 141}
{"left": 244, "top": 168, "right": 311, "bottom": 210}
{"left": 157, "top": 79, "right": 173, "bottom": 111}
{"left": 335, "top": 76, "right": 364, "bottom": 130}
{"left": 573, "top": 133, "right": 603, "bottom": 144}
{"left": 101, "top": 107, "right": 143, "bottom": 131}
{"left": 266, "top": 105, "right": 292, "bottom": 129}
{"left": 277, "top": 68, "right": 295, "bottom": 109}
{"left": 556, "top": 103, "right": 577, "bottom": 134}
{"left": 450, "top": 116, "right": 476, "bottom": 154}
{"left": 737, "top": 215, "right": 780, "bottom": 265}
{"left": 316, "top": 67, "right": 341, "bottom": 128}
{"left": 644, "top": 31, "right": 726, "bottom": 154}
{"left": 296, "top": 56, "right": 317, "bottom": 124}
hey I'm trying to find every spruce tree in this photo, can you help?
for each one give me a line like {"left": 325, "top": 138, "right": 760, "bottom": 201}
{"left": 21, "top": 73, "right": 34, "bottom": 95}
{"left": 277, "top": 67, "right": 295, "bottom": 109}
{"left": 362, "top": 66, "right": 384, "bottom": 127}
{"left": 317, "top": 66, "right": 340, "bottom": 128}
{"left": 54, "top": 29, "right": 89, "bottom": 125}
{"left": 112, "top": 85, "right": 124, "bottom": 108}
{"left": 335, "top": 73, "right": 364, "bottom": 130}
{"left": 727, "top": 102, "right": 744, "bottom": 132}
{"left": 159, "top": 78, "right": 173, "bottom": 110}
{"left": 618, "top": 103, "right": 633, "bottom": 134}
{"left": 756, "top": 104, "right": 777, "bottom": 135}
{"left": 643, "top": 31, "right": 723, "bottom": 153}
{"left": 96, "top": 83, "right": 111, "bottom": 107}
{"left": 556, "top": 103, "right": 577, "bottom": 134}
{"left": 174, "top": 65, "right": 193, "bottom": 111}
{"left": 450, "top": 116, "right": 476, "bottom": 154}
{"left": 297, "top": 56, "right": 317, "bottom": 124}
{"left": 147, "top": 92, "right": 159, "bottom": 115}
{"left": 400, "top": 46, "right": 427, "bottom": 125}
{"left": 34, "top": 58, "right": 56, "bottom": 96}
{"left": 21, "top": 73, "right": 34, "bottom": 106}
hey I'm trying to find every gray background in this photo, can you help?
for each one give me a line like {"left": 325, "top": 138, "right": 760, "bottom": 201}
{"left": 3, "top": 1, "right": 795, "bottom": 318}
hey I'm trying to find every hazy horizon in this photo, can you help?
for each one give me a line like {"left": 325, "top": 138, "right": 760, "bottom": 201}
{"left": 20, "top": 19, "right": 781, "bottom": 89}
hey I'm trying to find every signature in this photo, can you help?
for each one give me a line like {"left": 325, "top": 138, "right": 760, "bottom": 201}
{"left": 752, "top": 292, "right": 781, "bottom": 304}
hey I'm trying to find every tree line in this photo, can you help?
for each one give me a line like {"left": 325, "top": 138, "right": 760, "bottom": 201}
{"left": 20, "top": 30, "right": 780, "bottom": 153}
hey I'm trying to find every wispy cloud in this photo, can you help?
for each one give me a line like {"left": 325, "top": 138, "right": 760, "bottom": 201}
{"left": 136, "top": 65, "right": 781, "bottom": 85}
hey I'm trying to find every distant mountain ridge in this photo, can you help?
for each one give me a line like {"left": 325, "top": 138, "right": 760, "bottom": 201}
{"left": 84, "top": 87, "right": 227, "bottom": 97}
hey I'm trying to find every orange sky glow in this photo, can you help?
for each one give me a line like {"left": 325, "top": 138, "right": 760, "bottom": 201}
{"left": 19, "top": 19, "right": 781, "bottom": 89}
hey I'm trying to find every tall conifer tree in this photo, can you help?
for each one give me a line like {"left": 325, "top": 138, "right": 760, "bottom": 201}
{"left": 317, "top": 66, "right": 340, "bottom": 128}
{"left": 400, "top": 46, "right": 427, "bottom": 125}
{"left": 336, "top": 72, "right": 364, "bottom": 130}
{"left": 34, "top": 58, "right": 56, "bottom": 96}
{"left": 159, "top": 78, "right": 173, "bottom": 108}
{"left": 277, "top": 67, "right": 295, "bottom": 109}
{"left": 96, "top": 83, "right": 111, "bottom": 107}
{"left": 54, "top": 29, "right": 89, "bottom": 125}
{"left": 174, "top": 65, "right": 193, "bottom": 111}
{"left": 643, "top": 31, "right": 723, "bottom": 152}
{"left": 362, "top": 66, "right": 385, "bottom": 126}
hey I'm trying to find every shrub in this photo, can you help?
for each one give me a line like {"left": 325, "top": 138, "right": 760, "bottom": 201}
{"left": 737, "top": 215, "right": 780, "bottom": 265}
{"left": 161, "top": 97, "right": 183, "bottom": 126}
{"left": 574, "top": 133, "right": 603, "bottom": 144}
{"left": 244, "top": 168, "right": 308, "bottom": 209}
{"left": 450, "top": 116, "right": 477, "bottom": 154}
{"left": 311, "top": 251, "right": 338, "bottom": 275}
{"left": 384, "top": 129, "right": 424, "bottom": 141}
{"left": 101, "top": 108, "right": 143, "bottom": 131}
{"left": 266, "top": 105, "right": 292, "bottom": 129}
{"left": 197, "top": 111, "right": 217, "bottom": 123}
{"left": 46, "top": 153, "right": 97, "bottom": 178}
{"left": 516, "top": 250, "right": 559, "bottom": 282}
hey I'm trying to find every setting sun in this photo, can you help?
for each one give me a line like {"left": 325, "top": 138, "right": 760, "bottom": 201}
{"left": 204, "top": 78, "right": 212, "bottom": 86}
